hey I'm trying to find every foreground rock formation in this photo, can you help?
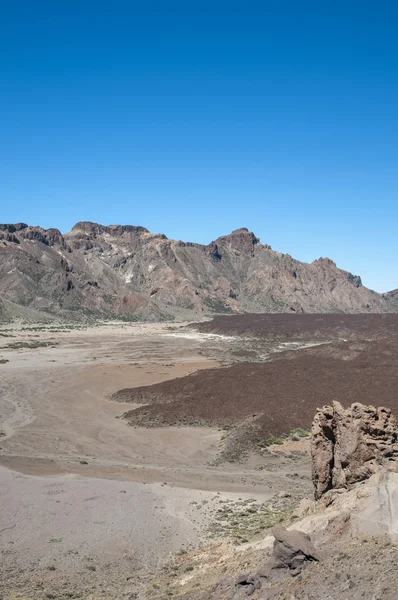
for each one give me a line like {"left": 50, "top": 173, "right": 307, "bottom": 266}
{"left": 0, "top": 222, "right": 394, "bottom": 321}
{"left": 227, "top": 402, "right": 398, "bottom": 599}
{"left": 235, "top": 526, "right": 320, "bottom": 596}
{"left": 108, "top": 401, "right": 398, "bottom": 598}
{"left": 311, "top": 401, "right": 398, "bottom": 499}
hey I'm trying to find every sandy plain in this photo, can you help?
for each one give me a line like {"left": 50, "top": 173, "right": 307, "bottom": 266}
{"left": 0, "top": 322, "right": 309, "bottom": 599}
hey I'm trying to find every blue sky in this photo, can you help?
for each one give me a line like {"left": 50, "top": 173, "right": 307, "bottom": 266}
{"left": 1, "top": 1, "right": 397, "bottom": 292}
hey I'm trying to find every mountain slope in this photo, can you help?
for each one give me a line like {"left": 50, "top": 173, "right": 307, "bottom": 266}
{"left": 385, "top": 289, "right": 398, "bottom": 310}
{"left": 0, "top": 222, "right": 393, "bottom": 321}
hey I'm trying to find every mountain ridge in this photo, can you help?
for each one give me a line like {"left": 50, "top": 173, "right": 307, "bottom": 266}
{"left": 0, "top": 221, "right": 394, "bottom": 321}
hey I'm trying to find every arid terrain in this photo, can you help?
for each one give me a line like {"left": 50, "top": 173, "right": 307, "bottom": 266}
{"left": 0, "top": 320, "right": 312, "bottom": 599}
{"left": 118, "top": 314, "right": 398, "bottom": 462}
{"left": 1, "top": 314, "right": 398, "bottom": 599}
{"left": 1, "top": 222, "right": 394, "bottom": 323}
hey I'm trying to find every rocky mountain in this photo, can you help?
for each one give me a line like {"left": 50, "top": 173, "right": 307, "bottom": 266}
{"left": 385, "top": 289, "right": 398, "bottom": 310}
{"left": 0, "top": 221, "right": 394, "bottom": 321}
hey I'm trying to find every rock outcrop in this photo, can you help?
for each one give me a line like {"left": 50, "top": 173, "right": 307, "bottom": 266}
{"left": 0, "top": 221, "right": 395, "bottom": 321}
{"left": 311, "top": 401, "right": 398, "bottom": 499}
{"left": 220, "top": 404, "right": 398, "bottom": 600}
{"left": 235, "top": 526, "right": 320, "bottom": 596}
{"left": 385, "top": 289, "right": 398, "bottom": 310}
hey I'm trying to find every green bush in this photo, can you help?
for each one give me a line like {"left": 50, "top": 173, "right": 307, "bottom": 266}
{"left": 266, "top": 436, "right": 284, "bottom": 445}
{"left": 290, "top": 427, "right": 310, "bottom": 438}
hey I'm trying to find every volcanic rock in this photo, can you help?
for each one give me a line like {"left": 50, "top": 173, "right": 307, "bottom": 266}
{"left": 311, "top": 401, "right": 398, "bottom": 499}
{"left": 268, "top": 525, "right": 320, "bottom": 573}
{"left": 236, "top": 526, "right": 320, "bottom": 596}
{"left": 0, "top": 221, "right": 395, "bottom": 321}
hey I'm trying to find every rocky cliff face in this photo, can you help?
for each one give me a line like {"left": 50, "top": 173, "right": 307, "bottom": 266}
{"left": 0, "top": 222, "right": 394, "bottom": 321}
{"left": 311, "top": 401, "right": 398, "bottom": 499}
{"left": 230, "top": 403, "right": 398, "bottom": 600}
{"left": 385, "top": 289, "right": 398, "bottom": 310}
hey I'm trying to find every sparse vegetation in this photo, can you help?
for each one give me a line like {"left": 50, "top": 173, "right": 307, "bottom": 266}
{"left": 290, "top": 427, "right": 310, "bottom": 438}
{"left": 206, "top": 497, "right": 291, "bottom": 542}
{"left": 0, "top": 359, "right": 9, "bottom": 364}
{"left": 2, "top": 341, "right": 59, "bottom": 350}
{"left": 203, "top": 297, "right": 233, "bottom": 314}
{"left": 266, "top": 436, "right": 284, "bottom": 445}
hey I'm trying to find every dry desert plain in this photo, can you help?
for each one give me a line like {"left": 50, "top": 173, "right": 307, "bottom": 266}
{"left": 1, "top": 314, "right": 398, "bottom": 599}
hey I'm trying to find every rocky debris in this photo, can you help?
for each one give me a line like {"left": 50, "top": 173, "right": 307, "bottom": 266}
{"left": 235, "top": 526, "right": 320, "bottom": 596}
{"left": 146, "top": 402, "right": 398, "bottom": 600}
{"left": 269, "top": 525, "right": 320, "bottom": 569}
{"left": 225, "top": 403, "right": 398, "bottom": 599}
{"left": 311, "top": 401, "right": 398, "bottom": 499}
{"left": 235, "top": 573, "right": 261, "bottom": 596}
{"left": 278, "top": 490, "right": 291, "bottom": 498}
{"left": 118, "top": 332, "right": 398, "bottom": 446}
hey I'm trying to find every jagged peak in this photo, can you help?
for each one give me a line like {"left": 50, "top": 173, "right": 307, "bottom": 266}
{"left": 312, "top": 258, "right": 362, "bottom": 287}
{"left": 0, "top": 219, "right": 393, "bottom": 318}
{"left": 0, "top": 223, "right": 29, "bottom": 233}
{"left": 312, "top": 257, "right": 337, "bottom": 267}
{"left": 0, "top": 224, "right": 64, "bottom": 247}
{"left": 69, "top": 222, "right": 150, "bottom": 236}
{"left": 216, "top": 228, "right": 260, "bottom": 245}
{"left": 231, "top": 227, "right": 249, "bottom": 234}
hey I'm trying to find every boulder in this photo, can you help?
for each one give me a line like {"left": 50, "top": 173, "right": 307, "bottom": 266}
{"left": 271, "top": 525, "right": 320, "bottom": 565}
{"left": 236, "top": 526, "right": 320, "bottom": 595}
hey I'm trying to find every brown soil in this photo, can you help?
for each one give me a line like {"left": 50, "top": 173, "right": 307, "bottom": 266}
{"left": 121, "top": 315, "right": 398, "bottom": 443}
{"left": 3, "top": 315, "right": 398, "bottom": 599}
{"left": 0, "top": 321, "right": 312, "bottom": 599}
{"left": 193, "top": 312, "right": 398, "bottom": 340}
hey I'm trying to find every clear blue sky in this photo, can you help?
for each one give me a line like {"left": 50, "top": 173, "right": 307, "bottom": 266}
{"left": 1, "top": 1, "right": 397, "bottom": 292}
